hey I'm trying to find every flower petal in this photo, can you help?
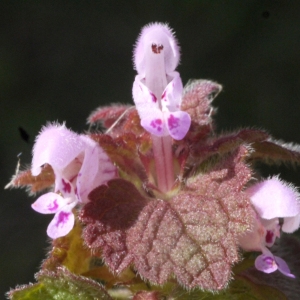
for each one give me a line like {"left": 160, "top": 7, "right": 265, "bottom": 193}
{"left": 134, "top": 22, "right": 180, "bottom": 76}
{"left": 47, "top": 204, "right": 75, "bottom": 239}
{"left": 255, "top": 254, "right": 278, "bottom": 274}
{"left": 274, "top": 256, "right": 296, "bottom": 278}
{"left": 31, "top": 123, "right": 85, "bottom": 176}
{"left": 282, "top": 214, "right": 300, "bottom": 233}
{"left": 140, "top": 110, "right": 167, "bottom": 137}
{"left": 132, "top": 75, "right": 159, "bottom": 121}
{"left": 247, "top": 177, "right": 300, "bottom": 221}
{"left": 31, "top": 192, "right": 66, "bottom": 214}
{"left": 161, "top": 71, "right": 183, "bottom": 112}
{"left": 166, "top": 111, "right": 191, "bottom": 140}
{"left": 77, "top": 135, "right": 117, "bottom": 203}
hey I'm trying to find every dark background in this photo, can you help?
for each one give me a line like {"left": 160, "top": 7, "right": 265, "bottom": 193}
{"left": 2, "top": 1, "right": 300, "bottom": 297}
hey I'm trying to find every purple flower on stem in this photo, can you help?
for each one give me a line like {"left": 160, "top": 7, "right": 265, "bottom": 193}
{"left": 31, "top": 123, "right": 117, "bottom": 239}
{"left": 132, "top": 23, "right": 191, "bottom": 140}
{"left": 132, "top": 23, "right": 191, "bottom": 192}
{"left": 239, "top": 176, "right": 300, "bottom": 277}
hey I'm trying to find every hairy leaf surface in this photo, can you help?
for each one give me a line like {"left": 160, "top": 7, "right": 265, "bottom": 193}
{"left": 81, "top": 146, "right": 253, "bottom": 291}
{"left": 8, "top": 267, "right": 112, "bottom": 300}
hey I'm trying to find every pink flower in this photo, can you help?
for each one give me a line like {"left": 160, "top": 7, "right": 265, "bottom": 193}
{"left": 132, "top": 23, "right": 191, "bottom": 140}
{"left": 239, "top": 176, "right": 300, "bottom": 277}
{"left": 247, "top": 176, "right": 300, "bottom": 233}
{"left": 255, "top": 252, "right": 295, "bottom": 278}
{"left": 31, "top": 123, "right": 117, "bottom": 239}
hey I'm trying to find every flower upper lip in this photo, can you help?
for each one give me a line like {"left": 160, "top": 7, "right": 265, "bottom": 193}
{"left": 132, "top": 23, "right": 191, "bottom": 140}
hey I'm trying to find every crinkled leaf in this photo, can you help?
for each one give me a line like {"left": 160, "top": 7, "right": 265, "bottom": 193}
{"left": 190, "top": 128, "right": 268, "bottom": 161}
{"left": 81, "top": 146, "right": 253, "bottom": 291}
{"left": 89, "top": 133, "right": 149, "bottom": 187}
{"left": 5, "top": 164, "right": 54, "bottom": 193}
{"left": 42, "top": 218, "right": 136, "bottom": 288}
{"left": 87, "top": 104, "right": 132, "bottom": 128}
{"left": 120, "top": 108, "right": 147, "bottom": 136}
{"left": 186, "top": 128, "right": 268, "bottom": 178}
{"left": 7, "top": 267, "right": 112, "bottom": 300}
{"left": 180, "top": 79, "right": 222, "bottom": 141}
{"left": 250, "top": 138, "right": 300, "bottom": 166}
{"left": 80, "top": 179, "right": 149, "bottom": 273}
{"left": 88, "top": 105, "right": 146, "bottom": 138}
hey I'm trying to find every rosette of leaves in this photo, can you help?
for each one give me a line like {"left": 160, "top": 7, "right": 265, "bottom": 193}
{"left": 7, "top": 79, "right": 300, "bottom": 299}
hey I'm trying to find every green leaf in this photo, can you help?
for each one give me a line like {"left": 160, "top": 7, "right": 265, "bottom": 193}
{"left": 8, "top": 267, "right": 112, "bottom": 300}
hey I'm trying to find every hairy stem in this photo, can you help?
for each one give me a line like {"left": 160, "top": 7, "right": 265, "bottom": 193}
{"left": 152, "top": 134, "right": 174, "bottom": 193}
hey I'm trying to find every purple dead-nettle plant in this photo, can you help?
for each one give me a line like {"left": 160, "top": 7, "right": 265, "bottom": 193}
{"left": 6, "top": 22, "right": 300, "bottom": 299}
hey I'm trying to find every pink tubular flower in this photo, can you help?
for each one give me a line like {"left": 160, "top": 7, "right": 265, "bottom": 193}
{"left": 31, "top": 123, "right": 117, "bottom": 239}
{"left": 132, "top": 22, "right": 191, "bottom": 140}
{"left": 239, "top": 176, "right": 300, "bottom": 277}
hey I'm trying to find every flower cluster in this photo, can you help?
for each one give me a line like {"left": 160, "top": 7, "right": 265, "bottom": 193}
{"left": 7, "top": 22, "right": 300, "bottom": 299}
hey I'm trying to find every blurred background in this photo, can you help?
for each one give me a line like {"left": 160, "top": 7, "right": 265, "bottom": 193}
{"left": 1, "top": 1, "right": 300, "bottom": 297}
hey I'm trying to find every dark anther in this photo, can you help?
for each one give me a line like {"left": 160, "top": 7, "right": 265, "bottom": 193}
{"left": 151, "top": 43, "right": 164, "bottom": 54}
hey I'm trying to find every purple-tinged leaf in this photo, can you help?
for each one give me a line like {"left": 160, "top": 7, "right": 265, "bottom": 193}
{"left": 250, "top": 138, "right": 300, "bottom": 166}
{"left": 186, "top": 129, "right": 269, "bottom": 178}
{"left": 180, "top": 79, "right": 222, "bottom": 141}
{"left": 87, "top": 104, "right": 132, "bottom": 128}
{"left": 89, "top": 133, "right": 149, "bottom": 185}
{"left": 191, "top": 128, "right": 269, "bottom": 160}
{"left": 81, "top": 179, "right": 148, "bottom": 272}
{"left": 81, "top": 146, "right": 253, "bottom": 291}
{"left": 5, "top": 164, "right": 55, "bottom": 193}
